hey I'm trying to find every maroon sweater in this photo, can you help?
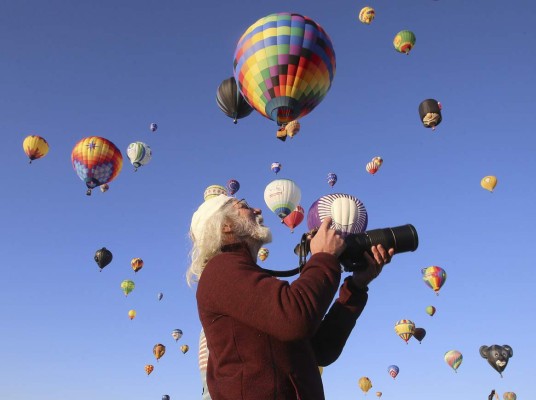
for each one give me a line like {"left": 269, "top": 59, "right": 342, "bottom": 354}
{"left": 196, "top": 243, "right": 368, "bottom": 400}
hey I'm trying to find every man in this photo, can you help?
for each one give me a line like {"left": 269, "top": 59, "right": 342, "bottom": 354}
{"left": 187, "top": 195, "right": 394, "bottom": 400}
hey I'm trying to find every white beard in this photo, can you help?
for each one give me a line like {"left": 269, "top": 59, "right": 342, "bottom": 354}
{"left": 232, "top": 214, "right": 272, "bottom": 256}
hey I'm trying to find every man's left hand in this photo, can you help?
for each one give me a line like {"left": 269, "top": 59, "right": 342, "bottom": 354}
{"left": 352, "top": 244, "right": 395, "bottom": 289}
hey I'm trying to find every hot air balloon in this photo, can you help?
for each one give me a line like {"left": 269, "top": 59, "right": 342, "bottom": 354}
{"left": 94, "top": 247, "right": 113, "bottom": 271}
{"left": 444, "top": 350, "right": 463, "bottom": 372}
{"left": 120, "top": 280, "right": 135, "bottom": 297}
{"left": 366, "top": 161, "right": 379, "bottom": 175}
{"left": 23, "top": 135, "right": 49, "bottom": 163}
{"left": 157, "top": 292, "right": 163, "bottom": 301}
{"left": 162, "top": 396, "right": 170, "bottom": 400}
{"left": 264, "top": 179, "right": 301, "bottom": 220}
{"left": 426, "top": 305, "right": 436, "bottom": 316}
{"left": 145, "top": 364, "right": 154, "bottom": 375}
{"left": 128, "top": 309, "right": 136, "bottom": 320}
{"left": 227, "top": 179, "right": 240, "bottom": 196}
{"left": 233, "top": 13, "right": 336, "bottom": 127}
{"left": 153, "top": 344, "right": 166, "bottom": 361}
{"left": 422, "top": 266, "right": 447, "bottom": 295}
{"left": 481, "top": 176, "right": 498, "bottom": 192}
{"left": 503, "top": 392, "right": 516, "bottom": 400}
{"left": 307, "top": 193, "right": 368, "bottom": 238}
{"left": 376, "top": 392, "right": 382, "bottom": 399}
{"left": 327, "top": 173, "right": 337, "bottom": 188}
{"left": 216, "top": 76, "right": 254, "bottom": 124}
{"left": 131, "top": 258, "right": 143, "bottom": 273}
{"left": 204, "top": 185, "right": 227, "bottom": 201}
{"left": 100, "top": 183, "right": 109, "bottom": 193}
{"left": 480, "top": 345, "right": 513, "bottom": 377}
{"left": 180, "top": 345, "right": 189, "bottom": 354}
{"left": 283, "top": 205, "right": 305, "bottom": 233}
{"left": 271, "top": 162, "right": 282, "bottom": 174}
{"left": 285, "top": 120, "right": 301, "bottom": 138}
{"left": 150, "top": 123, "right": 158, "bottom": 132}
{"left": 372, "top": 156, "right": 383, "bottom": 167}
{"left": 359, "top": 7, "right": 375, "bottom": 24}
{"left": 127, "top": 142, "right": 152, "bottom": 171}
{"left": 387, "top": 365, "right": 399, "bottom": 379}
{"left": 394, "top": 319, "right": 415, "bottom": 344}
{"left": 359, "top": 377, "right": 372, "bottom": 394}
{"left": 71, "top": 136, "right": 123, "bottom": 195}
{"left": 258, "top": 247, "right": 269, "bottom": 262}
{"left": 419, "top": 99, "right": 442, "bottom": 130}
{"left": 394, "top": 30, "right": 416, "bottom": 54}
{"left": 413, "top": 327, "right": 426, "bottom": 343}
{"left": 172, "top": 329, "right": 183, "bottom": 342}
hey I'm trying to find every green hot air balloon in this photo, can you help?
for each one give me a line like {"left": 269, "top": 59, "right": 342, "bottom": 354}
{"left": 393, "top": 30, "right": 416, "bottom": 54}
{"left": 120, "top": 280, "right": 135, "bottom": 297}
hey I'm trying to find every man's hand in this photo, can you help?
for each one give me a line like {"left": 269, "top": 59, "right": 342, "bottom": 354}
{"left": 309, "top": 217, "right": 346, "bottom": 257}
{"left": 352, "top": 244, "right": 395, "bottom": 289}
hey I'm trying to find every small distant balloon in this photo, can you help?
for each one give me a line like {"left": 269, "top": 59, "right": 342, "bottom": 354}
{"left": 503, "top": 392, "right": 516, "bottom": 400}
{"left": 359, "top": 7, "right": 375, "bottom": 24}
{"left": 394, "top": 30, "right": 416, "bottom": 54}
{"left": 413, "top": 327, "right": 426, "bottom": 343}
{"left": 162, "top": 396, "right": 170, "bottom": 400}
{"left": 120, "top": 280, "right": 135, "bottom": 296}
{"left": 444, "top": 350, "right": 463, "bottom": 372}
{"left": 100, "top": 183, "right": 109, "bottom": 193}
{"left": 376, "top": 392, "right": 382, "bottom": 399}
{"left": 480, "top": 344, "right": 513, "bottom": 377}
{"left": 150, "top": 123, "right": 158, "bottom": 132}
{"left": 425, "top": 305, "right": 436, "bottom": 316}
{"left": 157, "top": 292, "right": 163, "bottom": 301}
{"left": 271, "top": 162, "right": 282, "bottom": 174}
{"left": 366, "top": 161, "right": 379, "bottom": 175}
{"left": 23, "top": 135, "right": 49, "bottom": 163}
{"left": 422, "top": 266, "right": 447, "bottom": 295}
{"left": 227, "top": 179, "right": 240, "bottom": 196}
{"left": 128, "top": 309, "right": 136, "bottom": 320}
{"left": 264, "top": 179, "right": 301, "bottom": 220}
{"left": 204, "top": 185, "right": 227, "bottom": 201}
{"left": 285, "top": 120, "right": 300, "bottom": 138}
{"left": 283, "top": 205, "right": 305, "bottom": 233}
{"left": 171, "top": 329, "right": 183, "bottom": 342}
{"left": 327, "top": 172, "right": 337, "bottom": 187}
{"left": 372, "top": 156, "right": 383, "bottom": 167}
{"left": 394, "top": 319, "right": 415, "bottom": 344}
{"left": 358, "top": 377, "right": 372, "bottom": 394}
{"left": 94, "top": 247, "right": 113, "bottom": 271}
{"left": 419, "top": 99, "right": 442, "bottom": 130}
{"left": 131, "top": 258, "right": 143, "bottom": 273}
{"left": 127, "top": 141, "right": 152, "bottom": 171}
{"left": 153, "top": 344, "right": 166, "bottom": 361}
{"left": 258, "top": 247, "right": 269, "bottom": 262}
{"left": 145, "top": 364, "right": 154, "bottom": 375}
{"left": 481, "top": 176, "right": 498, "bottom": 192}
{"left": 388, "top": 365, "right": 399, "bottom": 379}
{"left": 180, "top": 345, "right": 189, "bottom": 354}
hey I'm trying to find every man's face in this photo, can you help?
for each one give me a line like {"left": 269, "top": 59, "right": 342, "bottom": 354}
{"left": 230, "top": 199, "right": 272, "bottom": 245}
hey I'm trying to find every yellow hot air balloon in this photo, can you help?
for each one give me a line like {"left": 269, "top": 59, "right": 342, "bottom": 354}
{"left": 258, "top": 247, "right": 269, "bottom": 262}
{"left": 372, "top": 156, "right": 383, "bottom": 167}
{"left": 426, "top": 305, "right": 436, "bottom": 316}
{"left": 394, "top": 319, "right": 415, "bottom": 344}
{"left": 180, "top": 344, "right": 189, "bottom": 354}
{"left": 285, "top": 120, "right": 300, "bottom": 138}
{"left": 359, "top": 376, "right": 373, "bottom": 394}
{"left": 128, "top": 309, "right": 136, "bottom": 320}
{"left": 376, "top": 392, "right": 383, "bottom": 398}
{"left": 145, "top": 364, "right": 154, "bottom": 375}
{"left": 131, "top": 258, "right": 144, "bottom": 273}
{"left": 153, "top": 344, "right": 166, "bottom": 361}
{"left": 359, "top": 7, "right": 375, "bottom": 24}
{"left": 23, "top": 135, "right": 49, "bottom": 163}
{"left": 481, "top": 176, "right": 497, "bottom": 192}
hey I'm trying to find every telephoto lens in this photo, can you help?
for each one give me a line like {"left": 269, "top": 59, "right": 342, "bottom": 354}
{"left": 339, "top": 224, "right": 418, "bottom": 272}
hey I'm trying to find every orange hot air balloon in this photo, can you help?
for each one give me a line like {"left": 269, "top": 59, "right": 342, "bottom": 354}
{"left": 366, "top": 161, "right": 378, "bottom": 175}
{"left": 283, "top": 205, "right": 305, "bottom": 233}
{"left": 23, "top": 135, "right": 49, "bottom": 163}
{"left": 128, "top": 309, "right": 136, "bottom": 320}
{"left": 145, "top": 364, "right": 154, "bottom": 375}
{"left": 359, "top": 376, "right": 373, "bottom": 394}
{"left": 131, "top": 258, "right": 144, "bottom": 273}
{"left": 153, "top": 344, "right": 166, "bottom": 361}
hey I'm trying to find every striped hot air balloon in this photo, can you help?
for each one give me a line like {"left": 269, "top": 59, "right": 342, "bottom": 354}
{"left": 233, "top": 13, "right": 336, "bottom": 127}
{"left": 444, "top": 350, "right": 463, "bottom": 372}
{"left": 422, "top": 266, "right": 447, "bottom": 295}
{"left": 394, "top": 319, "right": 415, "bottom": 344}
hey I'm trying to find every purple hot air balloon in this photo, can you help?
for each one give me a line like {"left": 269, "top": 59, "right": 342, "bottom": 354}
{"left": 327, "top": 172, "right": 337, "bottom": 187}
{"left": 307, "top": 193, "right": 368, "bottom": 238}
{"left": 227, "top": 179, "right": 240, "bottom": 196}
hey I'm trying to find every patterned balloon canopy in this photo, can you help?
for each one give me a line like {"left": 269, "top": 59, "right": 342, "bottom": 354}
{"left": 394, "top": 319, "right": 415, "bottom": 344}
{"left": 387, "top": 365, "right": 399, "bottom": 379}
{"left": 233, "top": 12, "right": 336, "bottom": 126}
{"left": 422, "top": 266, "right": 447, "bottom": 295}
{"left": 23, "top": 135, "right": 49, "bottom": 163}
{"left": 264, "top": 178, "right": 301, "bottom": 219}
{"left": 444, "top": 350, "right": 463, "bottom": 372}
{"left": 393, "top": 30, "right": 416, "bottom": 54}
{"left": 71, "top": 136, "right": 123, "bottom": 195}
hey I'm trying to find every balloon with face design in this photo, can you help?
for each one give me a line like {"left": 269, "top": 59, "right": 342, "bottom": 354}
{"left": 479, "top": 344, "right": 513, "bottom": 377}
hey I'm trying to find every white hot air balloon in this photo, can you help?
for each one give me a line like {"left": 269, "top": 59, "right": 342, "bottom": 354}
{"left": 264, "top": 179, "right": 301, "bottom": 220}
{"left": 127, "top": 142, "right": 152, "bottom": 171}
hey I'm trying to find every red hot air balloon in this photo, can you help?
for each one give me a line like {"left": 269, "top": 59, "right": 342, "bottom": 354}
{"left": 283, "top": 205, "right": 305, "bottom": 233}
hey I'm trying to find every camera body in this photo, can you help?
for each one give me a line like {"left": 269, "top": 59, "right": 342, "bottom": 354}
{"left": 296, "top": 224, "right": 419, "bottom": 272}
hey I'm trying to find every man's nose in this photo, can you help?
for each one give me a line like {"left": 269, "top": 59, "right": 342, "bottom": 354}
{"left": 252, "top": 208, "right": 262, "bottom": 215}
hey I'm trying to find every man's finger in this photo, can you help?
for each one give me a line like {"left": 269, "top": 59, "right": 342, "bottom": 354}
{"left": 318, "top": 217, "right": 332, "bottom": 231}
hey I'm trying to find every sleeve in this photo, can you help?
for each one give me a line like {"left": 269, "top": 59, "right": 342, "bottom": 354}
{"left": 197, "top": 251, "right": 342, "bottom": 342}
{"left": 311, "top": 276, "right": 369, "bottom": 366}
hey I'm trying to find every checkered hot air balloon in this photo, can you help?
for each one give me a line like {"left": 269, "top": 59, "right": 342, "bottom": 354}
{"left": 233, "top": 13, "right": 336, "bottom": 127}
{"left": 71, "top": 137, "right": 123, "bottom": 195}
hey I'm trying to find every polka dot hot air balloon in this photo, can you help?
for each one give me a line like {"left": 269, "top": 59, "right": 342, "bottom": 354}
{"left": 422, "top": 266, "right": 447, "bottom": 295}
{"left": 233, "top": 13, "right": 336, "bottom": 127}
{"left": 264, "top": 179, "right": 301, "bottom": 220}
{"left": 71, "top": 136, "right": 123, "bottom": 195}
{"left": 23, "top": 135, "right": 49, "bottom": 163}
{"left": 145, "top": 364, "right": 154, "bottom": 375}
{"left": 393, "top": 30, "right": 416, "bottom": 55}
{"left": 307, "top": 193, "right": 368, "bottom": 238}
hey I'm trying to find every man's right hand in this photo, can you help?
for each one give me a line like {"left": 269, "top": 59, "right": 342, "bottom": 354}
{"left": 309, "top": 217, "right": 346, "bottom": 257}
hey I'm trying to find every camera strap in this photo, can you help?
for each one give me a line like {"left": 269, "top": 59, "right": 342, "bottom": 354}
{"left": 258, "top": 232, "right": 310, "bottom": 277}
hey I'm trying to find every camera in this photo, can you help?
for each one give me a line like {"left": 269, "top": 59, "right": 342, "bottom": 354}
{"left": 295, "top": 224, "right": 419, "bottom": 272}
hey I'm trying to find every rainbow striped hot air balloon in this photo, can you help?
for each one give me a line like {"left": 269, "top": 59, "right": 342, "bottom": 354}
{"left": 233, "top": 13, "right": 336, "bottom": 127}
{"left": 71, "top": 136, "right": 123, "bottom": 195}
{"left": 23, "top": 135, "right": 49, "bottom": 163}
{"left": 422, "top": 266, "right": 447, "bottom": 295}
{"left": 393, "top": 30, "right": 416, "bottom": 54}
{"left": 444, "top": 350, "right": 463, "bottom": 372}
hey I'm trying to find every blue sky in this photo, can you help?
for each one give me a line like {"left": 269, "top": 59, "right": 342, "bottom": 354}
{"left": 2, "top": 1, "right": 535, "bottom": 399}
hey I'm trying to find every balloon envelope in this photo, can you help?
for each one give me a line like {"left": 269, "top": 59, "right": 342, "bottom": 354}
{"left": 128, "top": 309, "right": 136, "bottom": 320}
{"left": 394, "top": 319, "right": 415, "bottom": 343}
{"left": 131, "top": 258, "right": 144, "bottom": 273}
{"left": 233, "top": 13, "right": 336, "bottom": 126}
{"left": 307, "top": 193, "right": 368, "bottom": 238}
{"left": 153, "top": 344, "right": 166, "bottom": 360}
{"left": 23, "top": 135, "right": 49, "bottom": 162}
{"left": 127, "top": 142, "right": 152, "bottom": 170}
{"left": 150, "top": 123, "right": 158, "bottom": 132}
{"left": 171, "top": 329, "right": 183, "bottom": 341}
{"left": 216, "top": 76, "right": 254, "bottom": 123}
{"left": 413, "top": 327, "right": 426, "bottom": 343}
{"left": 444, "top": 350, "right": 463, "bottom": 372}
{"left": 481, "top": 176, "right": 498, "bottom": 192}
{"left": 387, "top": 365, "right": 399, "bottom": 379}
{"left": 359, "top": 7, "right": 375, "bottom": 24}
{"left": 258, "top": 247, "right": 269, "bottom": 261}
{"left": 120, "top": 280, "right": 135, "bottom": 296}
{"left": 419, "top": 99, "right": 442, "bottom": 129}
{"left": 204, "top": 185, "right": 227, "bottom": 201}
{"left": 145, "top": 364, "right": 154, "bottom": 375}
{"left": 283, "top": 205, "right": 305, "bottom": 232}
{"left": 394, "top": 30, "right": 416, "bottom": 54}
{"left": 425, "top": 305, "right": 436, "bottom": 316}
{"left": 94, "top": 247, "right": 113, "bottom": 270}
{"left": 271, "top": 162, "right": 282, "bottom": 174}
{"left": 327, "top": 172, "right": 337, "bottom": 187}
{"left": 358, "top": 376, "right": 372, "bottom": 393}
{"left": 180, "top": 344, "right": 189, "bottom": 354}
{"left": 422, "top": 266, "right": 447, "bottom": 294}
{"left": 503, "top": 392, "right": 516, "bottom": 400}
{"left": 264, "top": 179, "right": 301, "bottom": 219}
{"left": 227, "top": 179, "right": 240, "bottom": 196}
